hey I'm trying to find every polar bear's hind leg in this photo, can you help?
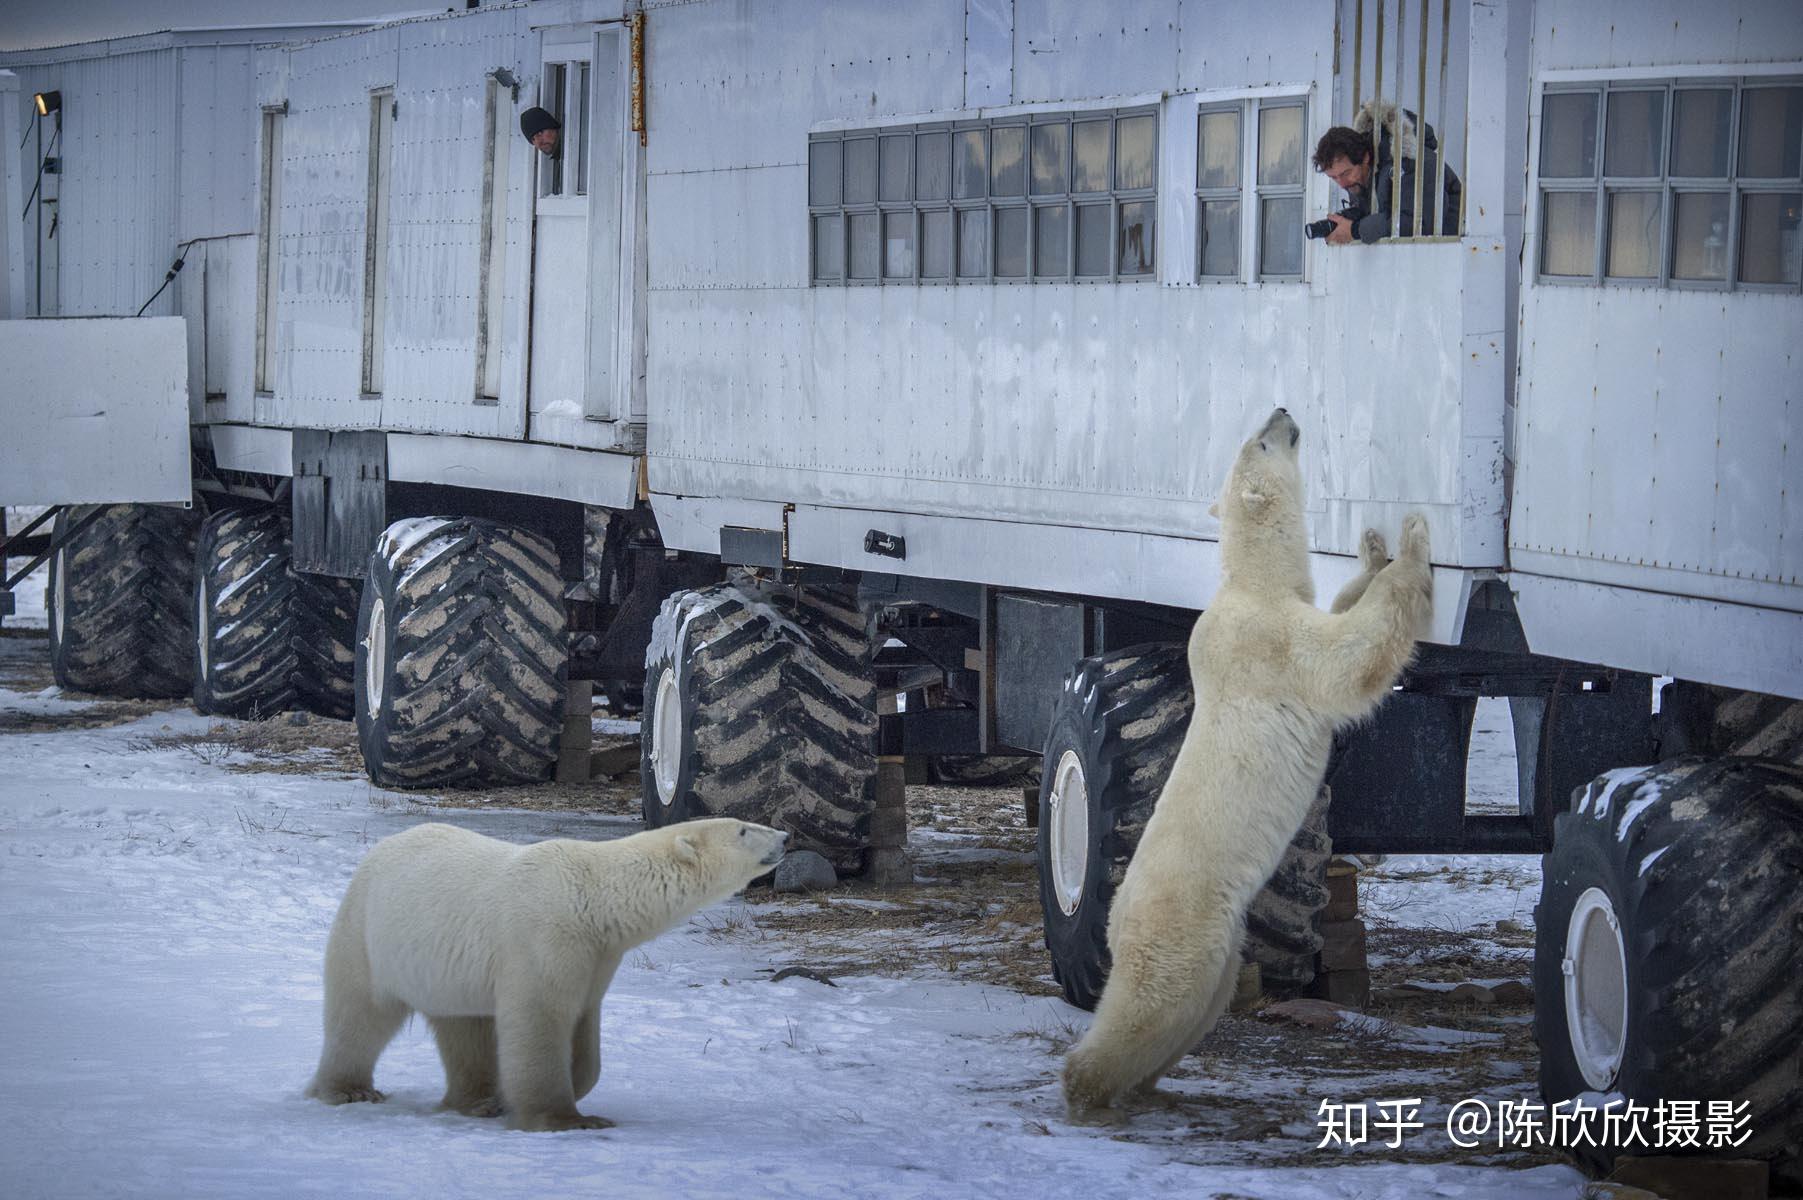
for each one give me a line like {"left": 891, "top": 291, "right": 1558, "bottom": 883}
{"left": 431, "top": 1016, "right": 502, "bottom": 1116}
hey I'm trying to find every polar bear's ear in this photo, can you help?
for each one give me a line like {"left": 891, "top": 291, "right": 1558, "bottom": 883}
{"left": 673, "top": 834, "right": 700, "bottom": 864}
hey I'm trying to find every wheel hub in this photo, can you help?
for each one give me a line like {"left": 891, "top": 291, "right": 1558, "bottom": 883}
{"left": 1047, "top": 750, "right": 1091, "bottom": 917}
{"left": 364, "top": 597, "right": 387, "bottom": 715}
{"left": 1562, "top": 886, "right": 1629, "bottom": 1090}
{"left": 651, "top": 667, "right": 682, "bottom": 808}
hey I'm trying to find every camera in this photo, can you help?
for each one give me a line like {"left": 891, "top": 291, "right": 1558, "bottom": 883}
{"left": 1303, "top": 217, "right": 1338, "bottom": 240}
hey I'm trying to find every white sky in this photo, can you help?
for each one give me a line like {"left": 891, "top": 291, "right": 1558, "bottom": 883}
{"left": 0, "top": 1, "right": 437, "bottom": 52}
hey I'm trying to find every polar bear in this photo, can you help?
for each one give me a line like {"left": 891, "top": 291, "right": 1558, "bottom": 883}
{"left": 1062, "top": 407, "right": 1432, "bottom": 1120}
{"left": 306, "top": 817, "right": 788, "bottom": 1131}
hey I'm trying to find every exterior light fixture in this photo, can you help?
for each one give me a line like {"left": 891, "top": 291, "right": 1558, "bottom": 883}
{"left": 34, "top": 90, "right": 62, "bottom": 116}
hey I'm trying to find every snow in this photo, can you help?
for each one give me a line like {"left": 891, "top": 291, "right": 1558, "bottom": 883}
{"left": 0, "top": 654, "right": 1584, "bottom": 1199}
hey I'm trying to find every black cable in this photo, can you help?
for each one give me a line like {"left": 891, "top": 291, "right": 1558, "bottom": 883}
{"left": 135, "top": 238, "right": 201, "bottom": 317}
{"left": 20, "top": 123, "right": 62, "bottom": 220}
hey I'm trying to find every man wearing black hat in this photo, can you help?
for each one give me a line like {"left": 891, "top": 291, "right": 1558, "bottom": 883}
{"left": 520, "top": 106, "right": 561, "bottom": 156}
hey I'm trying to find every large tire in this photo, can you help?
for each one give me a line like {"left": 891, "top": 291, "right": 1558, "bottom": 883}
{"left": 641, "top": 580, "right": 877, "bottom": 870}
{"left": 192, "top": 508, "right": 298, "bottom": 718}
{"left": 293, "top": 570, "right": 360, "bottom": 720}
{"left": 355, "top": 518, "right": 568, "bottom": 788}
{"left": 1035, "top": 643, "right": 1331, "bottom": 1010}
{"left": 48, "top": 504, "right": 198, "bottom": 698}
{"left": 1535, "top": 756, "right": 1803, "bottom": 1185}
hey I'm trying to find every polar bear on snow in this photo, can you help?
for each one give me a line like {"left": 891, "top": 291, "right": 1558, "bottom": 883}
{"left": 307, "top": 817, "right": 788, "bottom": 1131}
{"left": 1062, "top": 407, "right": 1433, "bottom": 1120}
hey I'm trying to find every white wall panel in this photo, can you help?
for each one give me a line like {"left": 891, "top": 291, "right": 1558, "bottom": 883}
{"left": 1011, "top": 0, "right": 1180, "bottom": 103}
{"left": 1176, "top": 0, "right": 1335, "bottom": 93}
{"left": 1534, "top": 0, "right": 1803, "bottom": 72}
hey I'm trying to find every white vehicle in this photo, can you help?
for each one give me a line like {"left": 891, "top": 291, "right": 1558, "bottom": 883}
{"left": 2, "top": 0, "right": 1798, "bottom": 1182}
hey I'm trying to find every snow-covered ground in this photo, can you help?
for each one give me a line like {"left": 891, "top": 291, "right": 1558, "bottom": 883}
{"left": 0, "top": 633, "right": 1580, "bottom": 1199}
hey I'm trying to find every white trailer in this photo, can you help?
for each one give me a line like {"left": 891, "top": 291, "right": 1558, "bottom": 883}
{"left": 2, "top": 0, "right": 1799, "bottom": 1182}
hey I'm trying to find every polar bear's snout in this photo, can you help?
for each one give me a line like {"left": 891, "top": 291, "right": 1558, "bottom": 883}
{"left": 1258, "top": 407, "right": 1300, "bottom": 448}
{"left": 742, "top": 822, "right": 789, "bottom": 867}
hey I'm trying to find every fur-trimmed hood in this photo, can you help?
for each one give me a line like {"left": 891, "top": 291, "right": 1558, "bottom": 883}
{"left": 1352, "top": 99, "right": 1427, "bottom": 160}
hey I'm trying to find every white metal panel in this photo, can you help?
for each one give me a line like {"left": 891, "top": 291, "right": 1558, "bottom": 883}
{"left": 1176, "top": 0, "right": 1335, "bottom": 94}
{"left": 176, "top": 46, "right": 258, "bottom": 243}
{"left": 267, "top": 26, "right": 402, "bottom": 429}
{"left": 1011, "top": 0, "right": 1180, "bottom": 104}
{"left": 387, "top": 432, "right": 639, "bottom": 509}
{"left": 1533, "top": 0, "right": 1803, "bottom": 72}
{"left": 12, "top": 49, "right": 182, "bottom": 319}
{"left": 647, "top": 165, "right": 807, "bottom": 290}
{"left": 643, "top": 0, "right": 967, "bottom": 177}
{"left": 1512, "top": 572, "right": 1803, "bottom": 702}
{"left": 0, "top": 318, "right": 190, "bottom": 506}
{"left": 0, "top": 72, "right": 25, "bottom": 319}
{"left": 1513, "top": 284, "right": 1803, "bottom": 610}
{"left": 654, "top": 495, "right": 1471, "bottom": 644}
{"left": 209, "top": 423, "right": 292, "bottom": 476}
{"left": 964, "top": 0, "right": 1012, "bottom": 107}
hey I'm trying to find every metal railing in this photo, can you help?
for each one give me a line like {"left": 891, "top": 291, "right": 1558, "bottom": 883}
{"left": 1343, "top": 0, "right": 1468, "bottom": 239}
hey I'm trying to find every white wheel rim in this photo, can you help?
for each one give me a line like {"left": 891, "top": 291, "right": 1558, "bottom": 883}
{"left": 196, "top": 580, "right": 211, "bottom": 678}
{"left": 651, "top": 667, "right": 682, "bottom": 808}
{"left": 1562, "top": 886, "right": 1629, "bottom": 1089}
{"left": 1047, "top": 750, "right": 1091, "bottom": 917}
{"left": 52, "top": 548, "right": 67, "bottom": 645}
{"left": 364, "top": 596, "right": 387, "bottom": 715}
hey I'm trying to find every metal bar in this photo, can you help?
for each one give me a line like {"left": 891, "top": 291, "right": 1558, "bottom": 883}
{"left": 1391, "top": 0, "right": 1404, "bottom": 235}
{"left": 4, "top": 506, "right": 106, "bottom": 591}
{"left": 1352, "top": 0, "right": 1364, "bottom": 116}
{"left": 1438, "top": 0, "right": 1452, "bottom": 234}
{"left": 0, "top": 505, "right": 56, "bottom": 550}
{"left": 1331, "top": 816, "right": 1545, "bottom": 856}
{"left": 1374, "top": 0, "right": 1386, "bottom": 142}
{"left": 630, "top": 11, "right": 646, "bottom": 147}
{"left": 1414, "top": 0, "right": 1429, "bottom": 237}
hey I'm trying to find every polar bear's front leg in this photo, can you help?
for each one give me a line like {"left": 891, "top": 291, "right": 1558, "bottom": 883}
{"left": 1328, "top": 529, "right": 1389, "bottom": 615}
{"left": 570, "top": 1007, "right": 601, "bottom": 1102}
{"left": 431, "top": 1016, "right": 502, "bottom": 1117}
{"left": 1295, "top": 514, "right": 1432, "bottom": 722}
{"left": 496, "top": 983, "right": 615, "bottom": 1132}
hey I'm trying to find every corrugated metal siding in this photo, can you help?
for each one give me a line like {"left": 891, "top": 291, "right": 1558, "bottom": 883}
{"left": 642, "top": 0, "right": 1483, "bottom": 569}
{"left": 13, "top": 49, "right": 181, "bottom": 318}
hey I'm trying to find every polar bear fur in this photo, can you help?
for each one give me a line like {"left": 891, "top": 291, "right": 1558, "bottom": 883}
{"left": 307, "top": 817, "right": 788, "bottom": 1131}
{"left": 1062, "top": 407, "right": 1432, "bottom": 1119}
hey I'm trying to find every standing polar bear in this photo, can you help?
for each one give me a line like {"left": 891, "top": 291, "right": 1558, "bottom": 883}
{"left": 1062, "top": 407, "right": 1433, "bottom": 1119}
{"left": 307, "top": 817, "right": 788, "bottom": 1131}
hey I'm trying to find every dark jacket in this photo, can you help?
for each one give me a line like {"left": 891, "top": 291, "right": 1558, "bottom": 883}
{"left": 1341, "top": 101, "right": 1463, "bottom": 243}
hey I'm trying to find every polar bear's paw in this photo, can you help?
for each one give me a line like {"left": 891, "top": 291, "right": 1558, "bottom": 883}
{"left": 1400, "top": 512, "right": 1430, "bottom": 562}
{"left": 314, "top": 1083, "right": 387, "bottom": 1105}
{"left": 511, "top": 1110, "right": 616, "bottom": 1132}
{"left": 1358, "top": 528, "right": 1388, "bottom": 572}
{"left": 447, "top": 1095, "right": 504, "bottom": 1118}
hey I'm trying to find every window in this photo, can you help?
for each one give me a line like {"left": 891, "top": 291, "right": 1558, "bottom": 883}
{"left": 809, "top": 106, "right": 1157, "bottom": 285}
{"left": 1538, "top": 80, "right": 1803, "bottom": 289}
{"left": 1192, "top": 97, "right": 1306, "bottom": 282}
{"left": 361, "top": 90, "right": 394, "bottom": 396}
{"left": 475, "top": 78, "right": 511, "bottom": 401}
{"left": 255, "top": 106, "right": 285, "bottom": 393}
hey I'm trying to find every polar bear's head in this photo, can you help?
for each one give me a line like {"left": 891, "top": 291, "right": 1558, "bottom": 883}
{"left": 1211, "top": 408, "right": 1313, "bottom": 600}
{"left": 670, "top": 817, "right": 790, "bottom": 888}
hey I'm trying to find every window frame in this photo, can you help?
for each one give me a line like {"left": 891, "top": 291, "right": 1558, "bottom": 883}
{"left": 1191, "top": 94, "right": 1310, "bottom": 286}
{"left": 1536, "top": 77, "right": 1803, "bottom": 294}
{"left": 808, "top": 104, "right": 1159, "bottom": 288}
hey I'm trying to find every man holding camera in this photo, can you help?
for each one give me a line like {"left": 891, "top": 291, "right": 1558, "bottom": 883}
{"left": 1311, "top": 100, "right": 1462, "bottom": 245}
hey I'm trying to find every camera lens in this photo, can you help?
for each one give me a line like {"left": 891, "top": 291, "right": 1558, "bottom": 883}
{"left": 1303, "top": 218, "right": 1337, "bottom": 240}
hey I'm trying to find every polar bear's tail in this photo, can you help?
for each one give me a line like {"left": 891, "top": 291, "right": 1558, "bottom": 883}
{"left": 1061, "top": 920, "right": 1245, "bottom": 1119}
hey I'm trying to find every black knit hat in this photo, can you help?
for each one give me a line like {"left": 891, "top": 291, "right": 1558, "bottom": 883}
{"left": 519, "top": 106, "right": 561, "bottom": 141}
